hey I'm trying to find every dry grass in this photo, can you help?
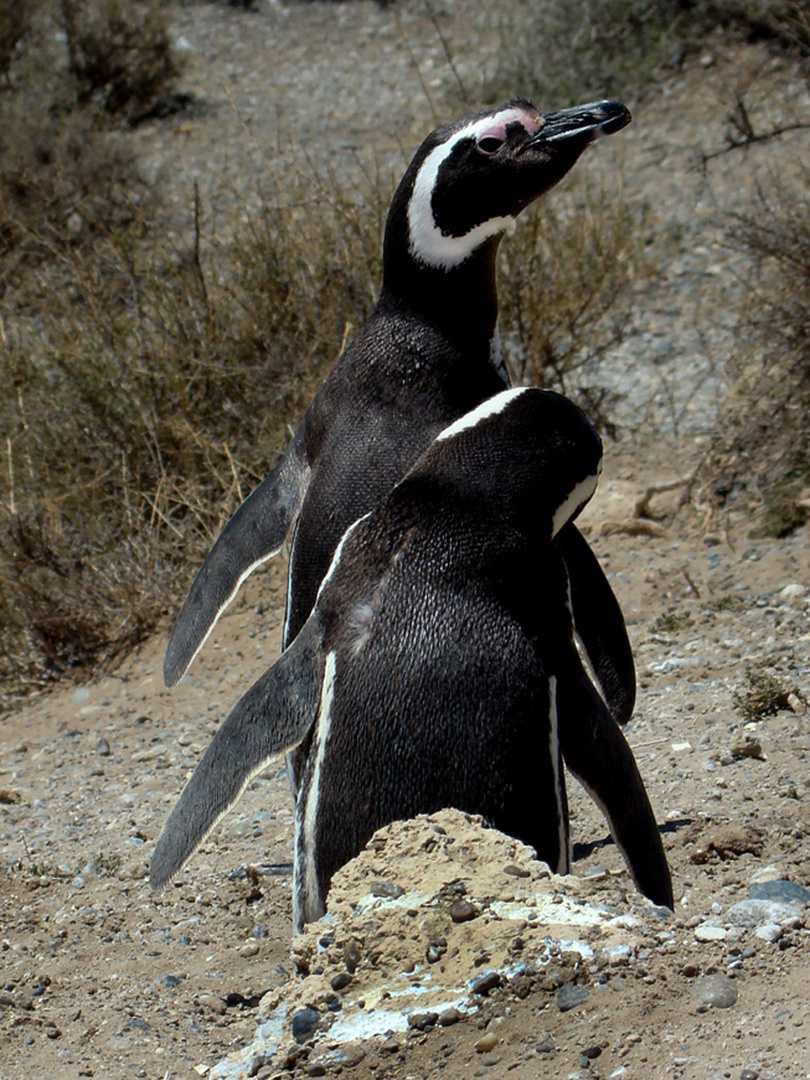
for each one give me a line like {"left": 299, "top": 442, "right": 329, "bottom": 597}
{"left": 693, "top": 167, "right": 810, "bottom": 535}
{"left": 487, "top": 0, "right": 809, "bottom": 107}
{"left": 60, "top": 0, "right": 182, "bottom": 122}
{"left": 733, "top": 669, "right": 795, "bottom": 720}
{"left": 499, "top": 178, "right": 648, "bottom": 435}
{"left": 0, "top": 156, "right": 390, "bottom": 702}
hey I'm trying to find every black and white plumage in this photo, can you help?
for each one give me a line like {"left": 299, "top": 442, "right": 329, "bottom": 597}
{"left": 150, "top": 388, "right": 673, "bottom": 928}
{"left": 162, "top": 97, "right": 636, "bottom": 744}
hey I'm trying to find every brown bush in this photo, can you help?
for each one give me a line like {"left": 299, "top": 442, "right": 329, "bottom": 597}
{"left": 692, "top": 167, "right": 810, "bottom": 534}
{"left": 0, "top": 0, "right": 30, "bottom": 84}
{"left": 499, "top": 178, "right": 648, "bottom": 434}
{"left": 60, "top": 0, "right": 180, "bottom": 121}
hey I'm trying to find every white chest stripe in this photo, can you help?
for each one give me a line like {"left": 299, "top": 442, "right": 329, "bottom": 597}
{"left": 408, "top": 108, "right": 527, "bottom": 270}
{"left": 548, "top": 675, "right": 570, "bottom": 875}
{"left": 436, "top": 386, "right": 528, "bottom": 442}
{"left": 300, "top": 650, "right": 337, "bottom": 921}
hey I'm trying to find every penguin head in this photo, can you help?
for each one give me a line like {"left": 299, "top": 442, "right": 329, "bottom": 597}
{"left": 405, "top": 386, "right": 603, "bottom": 542}
{"left": 386, "top": 98, "right": 631, "bottom": 276}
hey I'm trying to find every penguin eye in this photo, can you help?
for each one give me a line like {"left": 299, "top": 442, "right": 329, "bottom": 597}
{"left": 476, "top": 135, "right": 505, "bottom": 157}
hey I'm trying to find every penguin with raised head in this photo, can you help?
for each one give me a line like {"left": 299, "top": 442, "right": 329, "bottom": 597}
{"left": 163, "top": 97, "right": 636, "bottom": 744}
{"left": 150, "top": 388, "right": 673, "bottom": 929}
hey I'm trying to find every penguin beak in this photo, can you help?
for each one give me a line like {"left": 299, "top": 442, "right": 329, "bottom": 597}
{"left": 521, "top": 99, "right": 631, "bottom": 151}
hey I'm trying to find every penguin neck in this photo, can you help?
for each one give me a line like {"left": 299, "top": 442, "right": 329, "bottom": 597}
{"left": 379, "top": 231, "right": 501, "bottom": 360}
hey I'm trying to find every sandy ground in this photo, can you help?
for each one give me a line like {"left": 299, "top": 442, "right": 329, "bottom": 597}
{"left": 2, "top": 3, "right": 810, "bottom": 1079}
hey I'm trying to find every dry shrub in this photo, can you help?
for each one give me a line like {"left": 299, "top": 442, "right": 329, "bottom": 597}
{"left": 0, "top": 166, "right": 386, "bottom": 702}
{"left": 693, "top": 169, "right": 810, "bottom": 534}
{"left": 60, "top": 0, "right": 181, "bottom": 122}
{"left": 499, "top": 178, "right": 647, "bottom": 433}
{"left": 0, "top": 104, "right": 144, "bottom": 281}
{"left": 0, "top": 0, "right": 30, "bottom": 83}
{"left": 488, "top": 0, "right": 809, "bottom": 106}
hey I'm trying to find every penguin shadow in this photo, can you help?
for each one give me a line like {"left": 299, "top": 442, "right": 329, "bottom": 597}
{"left": 572, "top": 816, "right": 693, "bottom": 862}
{"left": 151, "top": 388, "right": 675, "bottom": 930}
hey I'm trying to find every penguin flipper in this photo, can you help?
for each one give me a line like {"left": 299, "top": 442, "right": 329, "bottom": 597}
{"left": 557, "top": 661, "right": 673, "bottom": 910}
{"left": 554, "top": 522, "right": 636, "bottom": 725}
{"left": 150, "top": 618, "right": 324, "bottom": 890}
{"left": 164, "top": 436, "right": 311, "bottom": 688}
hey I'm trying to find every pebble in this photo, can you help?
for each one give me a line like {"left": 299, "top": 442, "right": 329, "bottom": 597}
{"left": 408, "top": 1010, "right": 438, "bottom": 1031}
{"left": 749, "top": 879, "right": 810, "bottom": 904}
{"left": 291, "top": 1006, "right": 320, "bottom": 1043}
{"left": 778, "top": 583, "right": 807, "bottom": 603}
{"left": 370, "top": 880, "right": 404, "bottom": 899}
{"left": 754, "top": 923, "right": 782, "bottom": 943}
{"left": 240, "top": 942, "right": 260, "bottom": 958}
{"left": 450, "top": 898, "right": 478, "bottom": 923}
{"left": 330, "top": 972, "right": 352, "bottom": 991}
{"left": 740, "top": 1070, "right": 759, "bottom": 1080}
{"left": 726, "top": 899, "right": 803, "bottom": 928}
{"left": 691, "top": 973, "right": 738, "bottom": 1010}
{"left": 96, "top": 737, "right": 111, "bottom": 756}
{"left": 438, "top": 1007, "right": 462, "bottom": 1026}
{"left": 557, "top": 985, "right": 590, "bottom": 1012}
{"left": 475, "top": 1032, "right": 498, "bottom": 1053}
{"left": 197, "top": 994, "right": 227, "bottom": 1015}
{"left": 307, "top": 1045, "right": 365, "bottom": 1071}
{"left": 471, "top": 971, "right": 502, "bottom": 996}
{"left": 694, "top": 924, "right": 728, "bottom": 942}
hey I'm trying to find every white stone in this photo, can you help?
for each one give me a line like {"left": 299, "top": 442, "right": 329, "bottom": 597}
{"left": 779, "top": 583, "right": 807, "bottom": 603}
{"left": 694, "top": 924, "right": 727, "bottom": 942}
{"left": 754, "top": 923, "right": 782, "bottom": 943}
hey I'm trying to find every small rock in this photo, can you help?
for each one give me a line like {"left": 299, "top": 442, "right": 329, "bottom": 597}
{"left": 471, "top": 971, "right": 502, "bottom": 996}
{"left": 727, "top": 899, "right": 803, "bottom": 928}
{"left": 96, "top": 737, "right": 111, "bottom": 757}
{"left": 779, "top": 583, "right": 807, "bottom": 603}
{"left": 475, "top": 1032, "right": 498, "bottom": 1053}
{"left": 370, "top": 880, "right": 405, "bottom": 899}
{"left": 408, "top": 1010, "right": 438, "bottom": 1031}
{"left": 240, "top": 942, "right": 260, "bottom": 958}
{"left": 291, "top": 1006, "right": 320, "bottom": 1043}
{"left": 536, "top": 1040, "right": 554, "bottom": 1053}
{"left": 503, "top": 864, "right": 530, "bottom": 878}
{"left": 694, "top": 924, "right": 728, "bottom": 943}
{"left": 730, "top": 739, "right": 765, "bottom": 760}
{"left": 449, "top": 898, "right": 478, "bottom": 923}
{"left": 740, "top": 1069, "right": 759, "bottom": 1080}
{"left": 330, "top": 972, "right": 352, "bottom": 992}
{"left": 438, "top": 1007, "right": 462, "bottom": 1026}
{"left": 557, "top": 984, "right": 590, "bottom": 1012}
{"left": 343, "top": 941, "right": 362, "bottom": 973}
{"left": 197, "top": 994, "right": 226, "bottom": 1015}
{"left": 308, "top": 1046, "right": 365, "bottom": 1070}
{"left": 749, "top": 880, "right": 810, "bottom": 904}
{"left": 691, "top": 973, "right": 738, "bottom": 1010}
{"left": 754, "top": 923, "right": 782, "bottom": 944}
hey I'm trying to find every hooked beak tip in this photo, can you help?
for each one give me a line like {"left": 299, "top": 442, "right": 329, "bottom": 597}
{"left": 523, "top": 99, "right": 631, "bottom": 151}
